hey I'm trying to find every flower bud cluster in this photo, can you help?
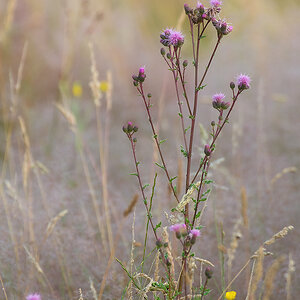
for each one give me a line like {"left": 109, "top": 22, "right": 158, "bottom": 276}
{"left": 160, "top": 28, "right": 184, "bottom": 48}
{"left": 184, "top": 0, "right": 224, "bottom": 25}
{"left": 170, "top": 224, "right": 201, "bottom": 245}
{"left": 132, "top": 67, "right": 146, "bottom": 86}
{"left": 212, "top": 93, "right": 230, "bottom": 110}
{"left": 184, "top": 2, "right": 209, "bottom": 24}
{"left": 122, "top": 121, "right": 138, "bottom": 135}
{"left": 212, "top": 18, "right": 233, "bottom": 37}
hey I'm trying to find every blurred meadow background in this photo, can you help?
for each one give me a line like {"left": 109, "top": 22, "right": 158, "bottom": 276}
{"left": 0, "top": 0, "right": 299, "bottom": 299}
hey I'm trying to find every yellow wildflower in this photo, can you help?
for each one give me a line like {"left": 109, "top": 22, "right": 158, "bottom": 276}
{"left": 99, "top": 80, "right": 109, "bottom": 93}
{"left": 72, "top": 82, "right": 82, "bottom": 98}
{"left": 225, "top": 291, "right": 236, "bottom": 300}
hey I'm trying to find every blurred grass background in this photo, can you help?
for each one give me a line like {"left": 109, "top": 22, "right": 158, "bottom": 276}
{"left": 0, "top": 0, "right": 299, "bottom": 299}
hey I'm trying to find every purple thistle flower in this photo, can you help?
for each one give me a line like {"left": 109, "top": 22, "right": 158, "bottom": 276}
{"left": 170, "top": 223, "right": 187, "bottom": 239}
{"left": 169, "top": 31, "right": 184, "bottom": 48}
{"left": 237, "top": 74, "right": 251, "bottom": 90}
{"left": 189, "top": 229, "right": 201, "bottom": 244}
{"left": 190, "top": 229, "right": 201, "bottom": 237}
{"left": 26, "top": 294, "right": 41, "bottom": 300}
{"left": 212, "top": 93, "right": 225, "bottom": 108}
{"left": 212, "top": 93, "right": 225, "bottom": 102}
{"left": 210, "top": 0, "right": 222, "bottom": 7}
{"left": 139, "top": 67, "right": 145, "bottom": 75}
{"left": 160, "top": 28, "right": 173, "bottom": 46}
{"left": 197, "top": 2, "right": 204, "bottom": 9}
{"left": 160, "top": 28, "right": 184, "bottom": 48}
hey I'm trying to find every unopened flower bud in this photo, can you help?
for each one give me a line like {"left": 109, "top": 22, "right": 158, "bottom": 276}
{"left": 147, "top": 93, "right": 152, "bottom": 98}
{"left": 184, "top": 3, "right": 193, "bottom": 15}
{"left": 122, "top": 126, "right": 127, "bottom": 133}
{"left": 211, "top": 121, "right": 215, "bottom": 126}
{"left": 133, "top": 137, "right": 137, "bottom": 143}
{"left": 156, "top": 239, "right": 163, "bottom": 248}
{"left": 204, "top": 144, "right": 211, "bottom": 156}
{"left": 183, "top": 60, "right": 188, "bottom": 67}
{"left": 205, "top": 267, "right": 213, "bottom": 279}
{"left": 164, "top": 242, "right": 168, "bottom": 248}
{"left": 221, "top": 101, "right": 230, "bottom": 110}
{"left": 127, "top": 122, "right": 133, "bottom": 132}
{"left": 166, "top": 53, "right": 171, "bottom": 60}
{"left": 166, "top": 258, "right": 172, "bottom": 267}
{"left": 133, "top": 126, "right": 138, "bottom": 132}
{"left": 230, "top": 81, "right": 235, "bottom": 90}
{"left": 133, "top": 81, "right": 138, "bottom": 87}
{"left": 160, "top": 48, "right": 166, "bottom": 56}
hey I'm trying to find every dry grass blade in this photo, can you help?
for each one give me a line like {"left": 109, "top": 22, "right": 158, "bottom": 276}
{"left": 127, "top": 211, "right": 136, "bottom": 300}
{"left": 88, "top": 42, "right": 102, "bottom": 106}
{"left": 175, "top": 181, "right": 201, "bottom": 212}
{"left": 89, "top": 278, "right": 97, "bottom": 300}
{"left": 285, "top": 254, "right": 295, "bottom": 300}
{"left": 227, "top": 218, "right": 242, "bottom": 284}
{"left": 78, "top": 288, "right": 84, "bottom": 300}
{"left": 24, "top": 246, "right": 55, "bottom": 297}
{"left": 249, "top": 246, "right": 264, "bottom": 300}
{"left": 123, "top": 194, "right": 138, "bottom": 217}
{"left": 262, "top": 256, "right": 285, "bottom": 300}
{"left": 45, "top": 209, "right": 68, "bottom": 240}
{"left": 1, "top": 0, "right": 17, "bottom": 40}
{"left": 270, "top": 167, "right": 297, "bottom": 185}
{"left": 55, "top": 103, "right": 76, "bottom": 127}
{"left": 241, "top": 186, "right": 249, "bottom": 227}
{"left": 0, "top": 272, "right": 8, "bottom": 300}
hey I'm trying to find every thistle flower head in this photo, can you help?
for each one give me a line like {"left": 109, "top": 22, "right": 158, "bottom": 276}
{"left": 160, "top": 29, "right": 184, "bottom": 48}
{"left": 169, "top": 31, "right": 185, "bottom": 48}
{"left": 170, "top": 223, "right": 187, "bottom": 238}
{"left": 190, "top": 229, "right": 201, "bottom": 237}
{"left": 210, "top": 0, "right": 222, "bottom": 7}
{"left": 197, "top": 2, "right": 204, "bottom": 9}
{"left": 189, "top": 229, "right": 201, "bottom": 244}
{"left": 212, "top": 93, "right": 225, "bottom": 102}
{"left": 237, "top": 74, "right": 251, "bottom": 90}
{"left": 212, "top": 19, "right": 233, "bottom": 36}
{"left": 184, "top": 3, "right": 193, "bottom": 14}
{"left": 212, "top": 93, "right": 230, "bottom": 110}
{"left": 26, "top": 294, "right": 41, "bottom": 300}
{"left": 225, "top": 291, "right": 237, "bottom": 300}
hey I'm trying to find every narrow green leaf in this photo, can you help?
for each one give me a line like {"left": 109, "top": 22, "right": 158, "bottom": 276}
{"left": 129, "top": 173, "right": 138, "bottom": 177}
{"left": 155, "top": 162, "right": 165, "bottom": 170}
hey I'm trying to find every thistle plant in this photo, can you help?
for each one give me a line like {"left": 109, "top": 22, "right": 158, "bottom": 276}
{"left": 122, "top": 1, "right": 251, "bottom": 299}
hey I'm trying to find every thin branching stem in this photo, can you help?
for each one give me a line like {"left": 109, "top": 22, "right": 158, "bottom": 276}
{"left": 137, "top": 83, "right": 180, "bottom": 203}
